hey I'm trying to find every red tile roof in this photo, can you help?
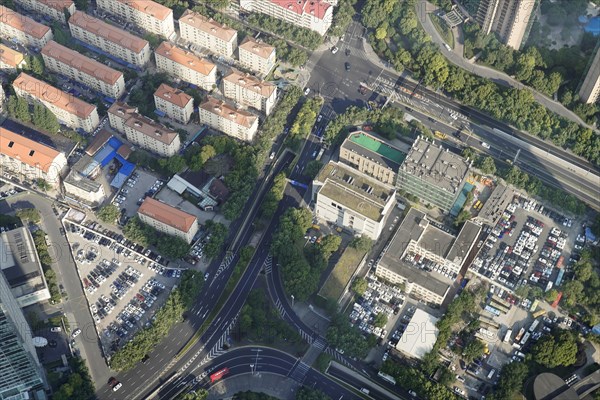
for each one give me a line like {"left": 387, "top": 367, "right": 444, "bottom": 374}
{"left": 138, "top": 197, "right": 197, "bottom": 233}
{"left": 0, "top": 127, "right": 61, "bottom": 173}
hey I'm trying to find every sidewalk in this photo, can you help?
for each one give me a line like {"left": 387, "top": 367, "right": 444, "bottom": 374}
{"left": 208, "top": 373, "right": 299, "bottom": 399}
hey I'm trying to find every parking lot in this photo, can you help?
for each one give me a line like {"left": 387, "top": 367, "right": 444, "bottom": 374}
{"left": 113, "top": 170, "right": 164, "bottom": 219}
{"left": 63, "top": 217, "right": 183, "bottom": 356}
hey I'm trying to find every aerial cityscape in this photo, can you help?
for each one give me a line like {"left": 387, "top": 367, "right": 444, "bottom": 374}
{"left": 0, "top": 0, "right": 600, "bottom": 398}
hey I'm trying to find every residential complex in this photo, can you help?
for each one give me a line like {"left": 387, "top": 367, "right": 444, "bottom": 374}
{"left": 312, "top": 161, "right": 396, "bottom": 240}
{"left": 96, "top": 0, "right": 175, "bottom": 39}
{"left": 0, "top": 44, "right": 26, "bottom": 71}
{"left": 475, "top": 0, "right": 536, "bottom": 50}
{"left": 397, "top": 136, "right": 472, "bottom": 214}
{"left": 13, "top": 73, "right": 100, "bottom": 133}
{"left": 154, "top": 42, "right": 217, "bottom": 91}
{"left": 579, "top": 47, "right": 600, "bottom": 104}
{"left": 0, "top": 6, "right": 53, "bottom": 48}
{"left": 14, "top": 0, "right": 75, "bottom": 23}
{"left": 138, "top": 197, "right": 199, "bottom": 243}
{"left": 0, "top": 284, "right": 47, "bottom": 400}
{"left": 69, "top": 11, "right": 151, "bottom": 68}
{"left": 199, "top": 96, "right": 259, "bottom": 142}
{"left": 1, "top": 227, "right": 51, "bottom": 307}
{"left": 339, "top": 130, "right": 406, "bottom": 186}
{"left": 239, "top": 0, "right": 334, "bottom": 35}
{"left": 375, "top": 208, "right": 480, "bottom": 305}
{"left": 41, "top": 41, "right": 126, "bottom": 99}
{"left": 222, "top": 69, "right": 277, "bottom": 115}
{"left": 178, "top": 10, "right": 238, "bottom": 58}
{"left": 0, "top": 126, "right": 68, "bottom": 186}
{"left": 108, "top": 102, "right": 181, "bottom": 156}
{"left": 153, "top": 83, "right": 194, "bottom": 124}
{"left": 238, "top": 37, "right": 276, "bottom": 77}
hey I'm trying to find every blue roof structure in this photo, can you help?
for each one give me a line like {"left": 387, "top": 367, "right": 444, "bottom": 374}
{"left": 584, "top": 16, "right": 600, "bottom": 35}
{"left": 450, "top": 182, "right": 475, "bottom": 217}
{"left": 154, "top": 109, "right": 166, "bottom": 117}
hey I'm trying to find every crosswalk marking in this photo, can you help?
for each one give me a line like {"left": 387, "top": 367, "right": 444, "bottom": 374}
{"left": 288, "top": 361, "right": 310, "bottom": 383}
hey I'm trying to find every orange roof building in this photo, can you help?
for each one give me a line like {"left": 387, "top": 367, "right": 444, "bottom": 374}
{"left": 199, "top": 96, "right": 259, "bottom": 142}
{"left": 14, "top": 0, "right": 76, "bottom": 23}
{"left": 0, "top": 6, "right": 54, "bottom": 48}
{"left": 238, "top": 37, "right": 276, "bottom": 77}
{"left": 96, "top": 0, "right": 175, "bottom": 38}
{"left": 153, "top": 83, "right": 194, "bottom": 124}
{"left": 0, "top": 44, "right": 26, "bottom": 71}
{"left": 178, "top": 10, "right": 238, "bottom": 58}
{"left": 13, "top": 73, "right": 100, "bottom": 133}
{"left": 69, "top": 11, "right": 151, "bottom": 67}
{"left": 0, "top": 126, "right": 68, "bottom": 186}
{"left": 41, "top": 41, "right": 126, "bottom": 98}
{"left": 222, "top": 68, "right": 277, "bottom": 115}
{"left": 138, "top": 197, "right": 199, "bottom": 243}
{"left": 154, "top": 42, "right": 217, "bottom": 91}
{"left": 239, "top": 0, "right": 333, "bottom": 35}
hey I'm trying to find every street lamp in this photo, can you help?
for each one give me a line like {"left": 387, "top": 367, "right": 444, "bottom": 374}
{"left": 291, "top": 295, "right": 295, "bottom": 307}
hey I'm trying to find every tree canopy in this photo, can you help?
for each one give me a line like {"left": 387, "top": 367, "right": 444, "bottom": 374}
{"left": 532, "top": 331, "right": 578, "bottom": 368}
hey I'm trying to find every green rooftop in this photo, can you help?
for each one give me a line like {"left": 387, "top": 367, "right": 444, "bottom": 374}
{"left": 348, "top": 132, "right": 406, "bottom": 165}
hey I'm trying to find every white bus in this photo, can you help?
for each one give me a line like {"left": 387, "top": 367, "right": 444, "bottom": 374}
{"left": 377, "top": 371, "right": 396, "bottom": 385}
{"left": 503, "top": 329, "right": 513, "bottom": 343}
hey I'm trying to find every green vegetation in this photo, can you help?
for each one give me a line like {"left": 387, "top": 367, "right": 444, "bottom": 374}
{"left": 239, "top": 289, "right": 302, "bottom": 344}
{"left": 110, "top": 270, "right": 203, "bottom": 370}
{"left": 32, "top": 231, "right": 61, "bottom": 304}
{"left": 430, "top": 14, "right": 453, "bottom": 48}
{"left": 329, "top": 0, "right": 356, "bottom": 37}
{"left": 381, "top": 360, "right": 457, "bottom": 400}
{"left": 261, "top": 172, "right": 287, "bottom": 218}
{"left": 361, "top": 0, "right": 600, "bottom": 166}
{"left": 462, "top": 339, "right": 486, "bottom": 363}
{"left": 289, "top": 97, "right": 324, "bottom": 145}
{"left": 52, "top": 357, "right": 95, "bottom": 400}
{"left": 233, "top": 392, "right": 278, "bottom": 400}
{"left": 15, "top": 208, "right": 40, "bottom": 223}
{"left": 184, "top": 144, "right": 216, "bottom": 171}
{"left": 129, "top": 73, "right": 170, "bottom": 118}
{"left": 0, "top": 214, "right": 21, "bottom": 228}
{"left": 373, "top": 312, "right": 388, "bottom": 328}
{"left": 296, "top": 386, "right": 331, "bottom": 400}
{"left": 7, "top": 95, "right": 60, "bottom": 134}
{"left": 531, "top": 331, "right": 578, "bottom": 368}
{"left": 23, "top": 54, "right": 45, "bottom": 77}
{"left": 319, "top": 246, "right": 366, "bottom": 301}
{"left": 477, "top": 156, "right": 497, "bottom": 175}
{"left": 326, "top": 312, "right": 377, "bottom": 358}
{"left": 349, "top": 235, "right": 373, "bottom": 253}
{"left": 123, "top": 216, "right": 191, "bottom": 259}
{"left": 558, "top": 251, "right": 600, "bottom": 326}
{"left": 36, "top": 178, "right": 51, "bottom": 192}
{"left": 454, "top": 209, "right": 471, "bottom": 227}
{"left": 246, "top": 13, "right": 323, "bottom": 50}
{"left": 304, "top": 160, "right": 323, "bottom": 180}
{"left": 96, "top": 204, "right": 120, "bottom": 223}
{"left": 204, "top": 220, "right": 228, "bottom": 259}
{"left": 488, "top": 362, "right": 528, "bottom": 400}
{"left": 314, "top": 353, "right": 331, "bottom": 373}
{"left": 158, "top": 155, "right": 186, "bottom": 175}
{"left": 351, "top": 277, "right": 368, "bottom": 296}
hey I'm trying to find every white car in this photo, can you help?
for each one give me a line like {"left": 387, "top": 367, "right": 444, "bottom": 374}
{"left": 50, "top": 327, "right": 61, "bottom": 333}
{"left": 304, "top": 87, "right": 310, "bottom": 95}
{"left": 71, "top": 328, "right": 82, "bottom": 338}
{"left": 481, "top": 142, "right": 491, "bottom": 149}
{"left": 317, "top": 114, "right": 323, "bottom": 122}
{"left": 269, "top": 151, "right": 275, "bottom": 160}
{"left": 331, "top": 46, "right": 339, "bottom": 54}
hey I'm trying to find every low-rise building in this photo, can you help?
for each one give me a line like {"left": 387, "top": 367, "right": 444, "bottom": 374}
{"left": 312, "top": 161, "right": 396, "bottom": 240}
{"left": 108, "top": 102, "right": 181, "bottom": 156}
{"left": 41, "top": 41, "right": 126, "bottom": 99}
{"left": 0, "top": 126, "right": 68, "bottom": 186}
{"left": 199, "top": 96, "right": 259, "bottom": 142}
{"left": 394, "top": 309, "right": 439, "bottom": 360}
{"left": 154, "top": 42, "right": 217, "bottom": 91}
{"left": 0, "top": 6, "right": 54, "bottom": 48}
{"left": 222, "top": 68, "right": 277, "bottom": 115}
{"left": 63, "top": 168, "right": 107, "bottom": 208}
{"left": 239, "top": 0, "right": 333, "bottom": 36}
{"left": 14, "top": 0, "right": 75, "bottom": 23}
{"left": 375, "top": 208, "right": 481, "bottom": 306}
{"left": 13, "top": 73, "right": 100, "bottom": 133}
{"left": 96, "top": 0, "right": 175, "bottom": 39}
{"left": 0, "top": 227, "right": 51, "bottom": 307}
{"left": 238, "top": 37, "right": 276, "bottom": 77}
{"left": 0, "top": 44, "right": 27, "bottom": 71}
{"left": 397, "top": 136, "right": 472, "bottom": 213}
{"left": 153, "top": 83, "right": 194, "bottom": 124}
{"left": 138, "top": 197, "right": 199, "bottom": 243}
{"left": 178, "top": 10, "right": 238, "bottom": 58}
{"left": 69, "top": 11, "right": 151, "bottom": 68}
{"left": 339, "top": 130, "right": 406, "bottom": 186}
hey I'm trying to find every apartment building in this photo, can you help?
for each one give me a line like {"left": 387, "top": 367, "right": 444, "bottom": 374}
{"left": 138, "top": 197, "right": 199, "bottom": 243}
{"left": 178, "top": 10, "right": 238, "bottom": 58}
{"left": 579, "top": 47, "right": 600, "bottom": 104}
{"left": 238, "top": 37, "right": 276, "bottom": 77}
{"left": 239, "top": 0, "right": 333, "bottom": 36}
{"left": 69, "top": 11, "right": 151, "bottom": 68}
{"left": 41, "top": 41, "right": 126, "bottom": 99}
{"left": 154, "top": 83, "right": 194, "bottom": 124}
{"left": 14, "top": 73, "right": 100, "bottom": 133}
{"left": 199, "top": 96, "right": 259, "bottom": 142}
{"left": 339, "top": 130, "right": 406, "bottom": 186}
{"left": 108, "top": 102, "right": 181, "bottom": 156}
{"left": 397, "top": 136, "right": 472, "bottom": 214}
{"left": 0, "top": 126, "right": 68, "bottom": 186}
{"left": 312, "top": 161, "right": 396, "bottom": 240}
{"left": 96, "top": 0, "right": 175, "bottom": 39}
{"left": 476, "top": 0, "right": 536, "bottom": 50}
{"left": 222, "top": 69, "right": 277, "bottom": 115}
{"left": 0, "top": 6, "right": 54, "bottom": 48}
{"left": 63, "top": 168, "right": 107, "bottom": 207}
{"left": 154, "top": 42, "right": 217, "bottom": 91}
{"left": 14, "top": 0, "right": 75, "bottom": 23}
{"left": 0, "top": 44, "right": 26, "bottom": 71}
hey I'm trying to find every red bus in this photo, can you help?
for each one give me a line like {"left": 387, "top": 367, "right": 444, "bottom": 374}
{"left": 210, "top": 368, "right": 229, "bottom": 383}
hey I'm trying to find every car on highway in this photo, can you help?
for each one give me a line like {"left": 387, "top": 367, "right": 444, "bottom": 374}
{"left": 331, "top": 46, "right": 338, "bottom": 54}
{"left": 317, "top": 114, "right": 323, "bottom": 122}
{"left": 269, "top": 151, "right": 275, "bottom": 159}
{"left": 345, "top": 62, "right": 351, "bottom": 71}
{"left": 481, "top": 142, "right": 491, "bottom": 149}
{"left": 312, "top": 150, "right": 318, "bottom": 158}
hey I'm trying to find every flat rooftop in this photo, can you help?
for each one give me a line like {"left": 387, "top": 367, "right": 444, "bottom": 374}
{"left": 64, "top": 168, "right": 102, "bottom": 193}
{"left": 343, "top": 131, "right": 406, "bottom": 170}
{"left": 447, "top": 221, "right": 481, "bottom": 264}
{"left": 477, "top": 184, "right": 515, "bottom": 225}
{"left": 395, "top": 309, "right": 439, "bottom": 359}
{"left": 400, "top": 136, "right": 471, "bottom": 194}
{"left": 0, "top": 227, "right": 44, "bottom": 289}
{"left": 316, "top": 162, "right": 395, "bottom": 222}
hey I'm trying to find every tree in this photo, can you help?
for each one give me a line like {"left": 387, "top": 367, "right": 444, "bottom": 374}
{"left": 29, "top": 54, "right": 45, "bottom": 75}
{"left": 97, "top": 204, "right": 120, "bottom": 223}
{"left": 204, "top": 221, "right": 228, "bottom": 259}
{"left": 318, "top": 235, "right": 342, "bottom": 257}
{"left": 178, "top": 389, "right": 208, "bottom": 400}
{"left": 545, "top": 288, "right": 559, "bottom": 303}
{"left": 304, "top": 160, "right": 323, "bottom": 179}
{"left": 478, "top": 156, "right": 497, "bottom": 175}
{"left": 36, "top": 178, "right": 51, "bottom": 192}
{"left": 373, "top": 312, "right": 388, "bottom": 328}
{"left": 351, "top": 277, "right": 368, "bottom": 296}
{"left": 296, "top": 387, "right": 330, "bottom": 400}
{"left": 454, "top": 210, "right": 471, "bottom": 227}
{"left": 461, "top": 147, "right": 478, "bottom": 163}
{"left": 15, "top": 208, "right": 41, "bottom": 223}
{"left": 463, "top": 339, "right": 486, "bottom": 363}
{"left": 489, "top": 362, "right": 528, "bottom": 400}
{"left": 156, "top": 236, "right": 191, "bottom": 259}
{"left": 532, "top": 331, "right": 578, "bottom": 368}
{"left": 158, "top": 155, "right": 186, "bottom": 175}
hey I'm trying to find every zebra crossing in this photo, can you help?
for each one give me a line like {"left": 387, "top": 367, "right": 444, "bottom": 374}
{"left": 212, "top": 252, "right": 235, "bottom": 282}
{"left": 288, "top": 360, "right": 311, "bottom": 383}
{"left": 312, "top": 336, "right": 327, "bottom": 351}
{"left": 274, "top": 299, "right": 287, "bottom": 318}
{"left": 325, "top": 347, "right": 353, "bottom": 368}
{"left": 263, "top": 255, "right": 273, "bottom": 274}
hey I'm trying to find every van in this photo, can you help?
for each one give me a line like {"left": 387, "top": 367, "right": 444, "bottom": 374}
{"left": 487, "top": 369, "right": 496, "bottom": 379}
{"left": 360, "top": 388, "right": 370, "bottom": 394}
